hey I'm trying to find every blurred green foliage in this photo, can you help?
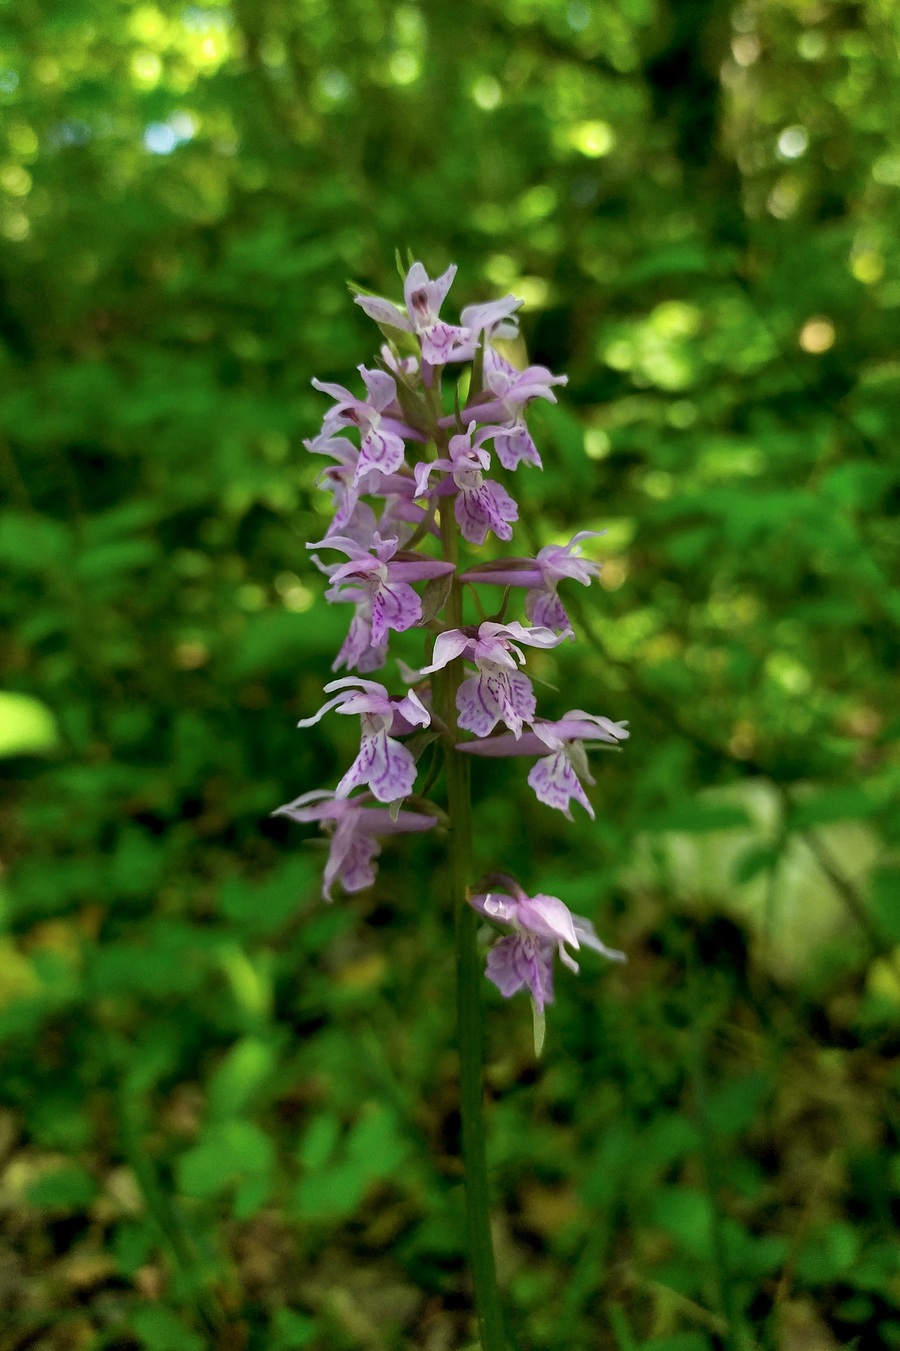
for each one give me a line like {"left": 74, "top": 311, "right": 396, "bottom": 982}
{"left": 1, "top": 0, "right": 899, "bottom": 1347}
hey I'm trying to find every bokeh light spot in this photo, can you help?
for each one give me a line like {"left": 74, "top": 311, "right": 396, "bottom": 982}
{"left": 144, "top": 123, "right": 178, "bottom": 155}
{"left": 319, "top": 69, "right": 350, "bottom": 102}
{"left": 872, "top": 155, "right": 900, "bottom": 186}
{"left": 851, "top": 251, "right": 884, "bottom": 284}
{"left": 667, "top": 400, "right": 698, "bottom": 428}
{"left": 600, "top": 559, "right": 627, "bottom": 590}
{"left": 131, "top": 51, "right": 163, "bottom": 87}
{"left": 569, "top": 121, "right": 615, "bottom": 158}
{"left": 1, "top": 212, "right": 29, "bottom": 241}
{"left": 471, "top": 76, "right": 501, "bottom": 111}
{"left": 797, "top": 30, "right": 826, "bottom": 60}
{"left": 173, "top": 640, "right": 209, "bottom": 670}
{"left": 1, "top": 165, "right": 32, "bottom": 197}
{"left": 799, "top": 317, "right": 835, "bottom": 353}
{"left": 584, "top": 429, "right": 610, "bottom": 460}
{"left": 732, "top": 35, "right": 760, "bottom": 66}
{"left": 566, "top": 1, "right": 590, "bottom": 32}
{"left": 389, "top": 52, "right": 419, "bottom": 85}
{"left": 777, "top": 126, "right": 808, "bottom": 160}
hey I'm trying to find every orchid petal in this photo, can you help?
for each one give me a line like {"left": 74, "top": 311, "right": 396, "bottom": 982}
{"left": 486, "top": 934, "right": 555, "bottom": 1010}
{"left": 354, "top": 294, "right": 414, "bottom": 331}
{"left": 297, "top": 692, "right": 349, "bottom": 728}
{"left": 419, "top": 629, "right": 471, "bottom": 674}
{"left": 572, "top": 915, "right": 627, "bottom": 964}
{"left": 356, "top": 428, "right": 406, "bottom": 482}
{"left": 336, "top": 729, "right": 417, "bottom": 802}
{"left": 527, "top": 750, "right": 595, "bottom": 820}
{"left": 358, "top": 365, "right": 397, "bottom": 412}
{"left": 517, "top": 893, "right": 581, "bottom": 948}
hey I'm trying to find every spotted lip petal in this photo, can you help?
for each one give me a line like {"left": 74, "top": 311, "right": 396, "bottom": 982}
{"left": 489, "top": 423, "right": 543, "bottom": 471}
{"left": 455, "top": 476, "right": 518, "bottom": 545}
{"left": 526, "top": 589, "right": 572, "bottom": 634}
{"left": 527, "top": 750, "right": 595, "bottom": 820}
{"left": 336, "top": 728, "right": 418, "bottom": 802}
{"left": 298, "top": 679, "right": 430, "bottom": 801}
{"left": 457, "top": 667, "right": 536, "bottom": 738}
{"left": 313, "top": 537, "right": 454, "bottom": 671}
{"left": 486, "top": 934, "right": 555, "bottom": 1009}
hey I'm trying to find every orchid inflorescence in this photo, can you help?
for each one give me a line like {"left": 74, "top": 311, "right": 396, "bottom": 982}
{"left": 276, "top": 259, "right": 627, "bottom": 1027}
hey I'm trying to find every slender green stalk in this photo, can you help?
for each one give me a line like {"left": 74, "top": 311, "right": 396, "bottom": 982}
{"left": 437, "top": 502, "right": 507, "bottom": 1351}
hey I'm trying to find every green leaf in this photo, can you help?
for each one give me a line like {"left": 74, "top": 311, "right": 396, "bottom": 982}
{"left": 646, "top": 1187, "right": 713, "bottom": 1260}
{"left": 704, "top": 1072, "right": 771, "bottom": 1137}
{"left": 113, "top": 1220, "right": 156, "bottom": 1277}
{"left": 645, "top": 802, "right": 752, "bottom": 833}
{"left": 27, "top": 1163, "right": 96, "bottom": 1211}
{"left": 294, "top": 1158, "right": 367, "bottom": 1219}
{"left": 789, "top": 787, "right": 879, "bottom": 829}
{"left": 298, "top": 1113, "right": 341, "bottom": 1170}
{"left": 272, "top": 1309, "right": 318, "bottom": 1350}
{"left": 218, "top": 857, "right": 315, "bottom": 933}
{"left": 870, "top": 867, "right": 900, "bottom": 943}
{"left": 420, "top": 570, "right": 453, "bottom": 624}
{"left": 129, "top": 1306, "right": 205, "bottom": 1351}
{"left": 346, "top": 1103, "right": 408, "bottom": 1177}
{"left": 0, "top": 513, "right": 70, "bottom": 571}
{"left": 233, "top": 1170, "right": 273, "bottom": 1219}
{"left": 176, "top": 1119, "right": 274, "bottom": 1200}
{"left": 207, "top": 1037, "right": 277, "bottom": 1120}
{"left": 795, "top": 1221, "right": 860, "bottom": 1283}
{"left": 731, "top": 843, "right": 780, "bottom": 886}
{"left": 74, "top": 538, "right": 159, "bottom": 583}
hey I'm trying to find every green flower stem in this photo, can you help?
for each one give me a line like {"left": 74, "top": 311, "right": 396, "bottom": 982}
{"left": 437, "top": 501, "right": 507, "bottom": 1351}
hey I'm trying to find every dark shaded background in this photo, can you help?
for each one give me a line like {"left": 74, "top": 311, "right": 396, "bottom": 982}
{"left": 1, "top": 1, "right": 899, "bottom": 1347}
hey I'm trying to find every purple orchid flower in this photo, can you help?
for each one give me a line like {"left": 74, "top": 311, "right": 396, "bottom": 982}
{"left": 468, "top": 347, "right": 569, "bottom": 470}
{"left": 461, "top": 531, "right": 604, "bottom": 634}
{"left": 420, "top": 620, "right": 564, "bottom": 738}
{"left": 304, "top": 430, "right": 380, "bottom": 539}
{"left": 274, "top": 788, "right": 436, "bottom": 901}
{"left": 354, "top": 262, "right": 470, "bottom": 366}
{"left": 458, "top": 710, "right": 629, "bottom": 819}
{"left": 470, "top": 876, "right": 625, "bottom": 1011}
{"left": 311, "top": 535, "right": 454, "bottom": 666}
{"left": 460, "top": 294, "right": 522, "bottom": 343}
{"left": 298, "top": 677, "right": 430, "bottom": 803}
{"left": 312, "top": 366, "right": 418, "bottom": 484}
{"left": 415, "top": 425, "right": 519, "bottom": 547}
{"left": 452, "top": 294, "right": 523, "bottom": 362}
